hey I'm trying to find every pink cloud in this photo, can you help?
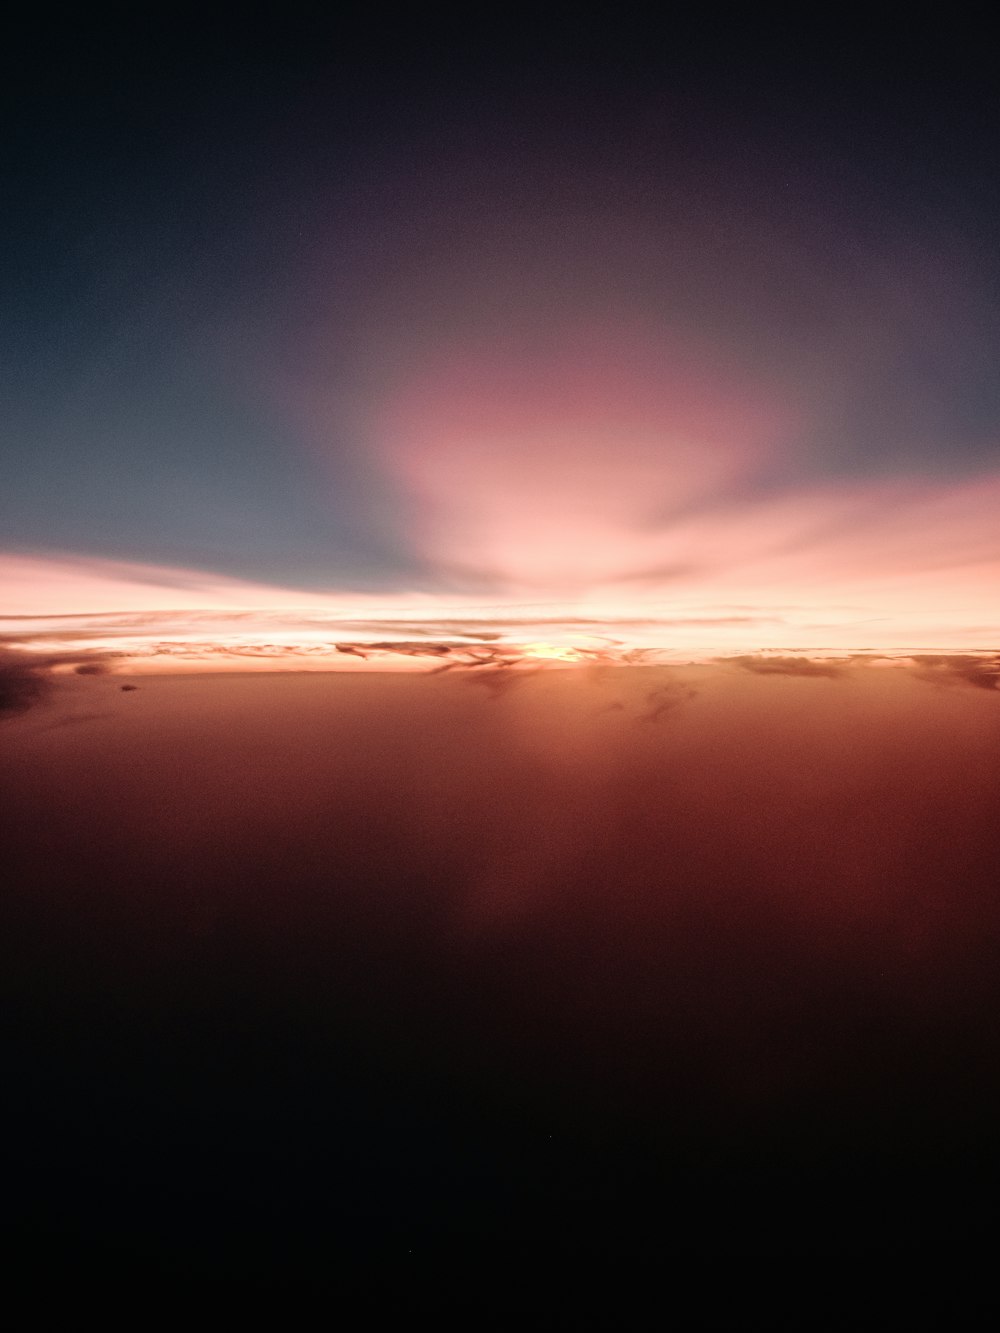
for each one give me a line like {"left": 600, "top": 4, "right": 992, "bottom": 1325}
{"left": 374, "top": 323, "right": 798, "bottom": 594}
{"left": 368, "top": 323, "right": 1000, "bottom": 645}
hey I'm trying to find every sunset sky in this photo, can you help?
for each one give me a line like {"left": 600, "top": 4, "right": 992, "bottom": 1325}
{"left": 6, "top": 12, "right": 1000, "bottom": 1307}
{"left": 4, "top": 15, "right": 999, "bottom": 674}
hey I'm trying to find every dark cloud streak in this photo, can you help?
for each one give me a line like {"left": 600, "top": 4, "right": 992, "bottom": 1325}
{"left": 908, "top": 654, "right": 1000, "bottom": 691}
{"left": 724, "top": 655, "right": 847, "bottom": 679}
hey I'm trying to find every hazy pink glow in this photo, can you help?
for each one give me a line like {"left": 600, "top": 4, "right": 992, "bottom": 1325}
{"left": 364, "top": 324, "right": 1000, "bottom": 649}
{"left": 5, "top": 305, "right": 1000, "bottom": 672}
{"left": 376, "top": 327, "right": 798, "bottom": 592}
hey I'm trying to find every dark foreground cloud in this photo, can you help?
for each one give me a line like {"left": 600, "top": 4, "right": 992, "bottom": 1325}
{"left": 4, "top": 663, "right": 1000, "bottom": 1295}
{"left": 0, "top": 649, "right": 113, "bottom": 718}
{"left": 0, "top": 654, "right": 47, "bottom": 717}
{"left": 4, "top": 651, "right": 1000, "bottom": 1333}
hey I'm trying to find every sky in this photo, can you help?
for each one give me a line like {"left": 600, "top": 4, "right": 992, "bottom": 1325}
{"left": 3, "top": 14, "right": 1000, "bottom": 673}
{"left": 5, "top": 14, "right": 1000, "bottom": 1304}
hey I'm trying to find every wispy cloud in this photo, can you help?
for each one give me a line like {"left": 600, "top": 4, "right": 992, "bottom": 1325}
{"left": 723, "top": 655, "right": 847, "bottom": 679}
{"left": 639, "top": 680, "right": 700, "bottom": 722}
{"left": 2, "top": 542, "right": 1000, "bottom": 671}
{"left": 906, "top": 654, "right": 1000, "bottom": 691}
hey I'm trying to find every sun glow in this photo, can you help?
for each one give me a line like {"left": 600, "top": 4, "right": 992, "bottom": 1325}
{"left": 521, "top": 642, "right": 584, "bottom": 661}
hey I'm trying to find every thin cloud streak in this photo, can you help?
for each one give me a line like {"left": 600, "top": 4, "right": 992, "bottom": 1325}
{"left": 725, "top": 655, "right": 847, "bottom": 679}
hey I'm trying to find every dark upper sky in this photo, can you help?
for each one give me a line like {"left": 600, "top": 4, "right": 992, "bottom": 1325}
{"left": 3, "top": 10, "right": 999, "bottom": 593}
